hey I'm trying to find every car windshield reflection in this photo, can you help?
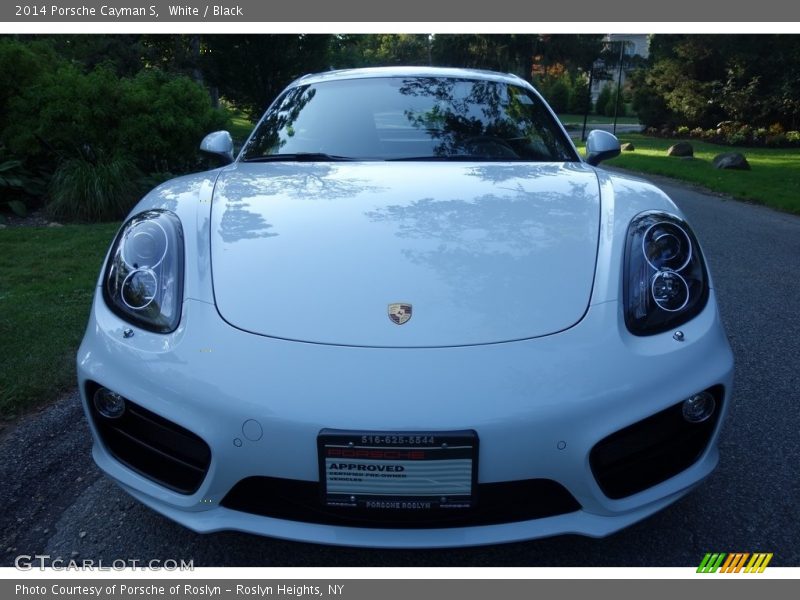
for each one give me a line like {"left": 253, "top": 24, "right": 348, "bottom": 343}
{"left": 241, "top": 76, "right": 578, "bottom": 162}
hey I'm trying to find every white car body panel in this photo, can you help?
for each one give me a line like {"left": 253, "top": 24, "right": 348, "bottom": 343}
{"left": 77, "top": 67, "right": 734, "bottom": 548}
{"left": 211, "top": 161, "right": 601, "bottom": 346}
{"left": 79, "top": 288, "right": 732, "bottom": 547}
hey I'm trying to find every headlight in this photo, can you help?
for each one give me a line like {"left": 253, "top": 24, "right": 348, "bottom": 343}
{"left": 103, "top": 210, "right": 184, "bottom": 333}
{"left": 624, "top": 212, "right": 709, "bottom": 335}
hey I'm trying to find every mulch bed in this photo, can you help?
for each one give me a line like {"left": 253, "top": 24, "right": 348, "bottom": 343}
{"left": 0, "top": 210, "right": 59, "bottom": 228}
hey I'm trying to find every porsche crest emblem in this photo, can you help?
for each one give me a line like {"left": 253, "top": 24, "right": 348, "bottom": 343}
{"left": 388, "top": 303, "right": 412, "bottom": 325}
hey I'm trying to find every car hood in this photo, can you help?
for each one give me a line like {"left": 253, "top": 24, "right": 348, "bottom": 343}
{"left": 210, "top": 161, "right": 600, "bottom": 347}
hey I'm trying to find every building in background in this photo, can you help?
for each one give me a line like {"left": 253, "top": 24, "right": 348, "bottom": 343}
{"left": 590, "top": 34, "right": 650, "bottom": 104}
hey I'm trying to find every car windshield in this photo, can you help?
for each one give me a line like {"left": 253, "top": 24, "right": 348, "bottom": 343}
{"left": 241, "top": 76, "right": 579, "bottom": 162}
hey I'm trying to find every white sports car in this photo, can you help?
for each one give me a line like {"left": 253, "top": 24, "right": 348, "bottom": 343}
{"left": 78, "top": 66, "right": 734, "bottom": 548}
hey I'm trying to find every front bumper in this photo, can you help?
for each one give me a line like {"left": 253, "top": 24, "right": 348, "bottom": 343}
{"left": 78, "top": 293, "right": 733, "bottom": 548}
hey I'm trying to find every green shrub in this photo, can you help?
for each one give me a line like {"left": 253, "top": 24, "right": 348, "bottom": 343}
{"left": 116, "top": 69, "right": 229, "bottom": 173}
{"left": 47, "top": 154, "right": 141, "bottom": 222}
{"left": 1, "top": 41, "right": 229, "bottom": 220}
{"left": 0, "top": 39, "right": 57, "bottom": 135}
{"left": 768, "top": 123, "right": 785, "bottom": 135}
{"left": 4, "top": 63, "right": 120, "bottom": 159}
{"left": 4, "top": 65, "right": 228, "bottom": 177}
{"left": 595, "top": 84, "right": 612, "bottom": 116}
{"left": 602, "top": 87, "right": 626, "bottom": 117}
{"left": 568, "top": 76, "right": 591, "bottom": 114}
{"left": 766, "top": 134, "right": 787, "bottom": 147}
{"left": 0, "top": 157, "right": 47, "bottom": 216}
{"left": 543, "top": 79, "right": 570, "bottom": 113}
{"left": 718, "top": 124, "right": 754, "bottom": 146}
{"left": 787, "top": 131, "right": 800, "bottom": 143}
{"left": 725, "top": 130, "right": 747, "bottom": 145}
{"left": 630, "top": 68, "right": 674, "bottom": 128}
{"left": 536, "top": 72, "right": 592, "bottom": 115}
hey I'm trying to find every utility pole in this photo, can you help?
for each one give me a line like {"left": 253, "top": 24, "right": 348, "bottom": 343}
{"left": 581, "top": 65, "right": 594, "bottom": 142}
{"left": 612, "top": 40, "right": 627, "bottom": 136}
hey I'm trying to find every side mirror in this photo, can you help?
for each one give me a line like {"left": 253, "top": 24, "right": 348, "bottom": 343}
{"left": 585, "top": 130, "right": 621, "bottom": 166}
{"left": 200, "top": 131, "right": 234, "bottom": 164}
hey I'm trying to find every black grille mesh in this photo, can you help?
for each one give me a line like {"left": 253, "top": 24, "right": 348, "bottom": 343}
{"left": 222, "top": 476, "right": 581, "bottom": 528}
{"left": 86, "top": 382, "right": 211, "bottom": 494}
{"left": 590, "top": 386, "right": 724, "bottom": 499}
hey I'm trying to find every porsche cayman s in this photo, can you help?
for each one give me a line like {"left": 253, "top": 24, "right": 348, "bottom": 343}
{"left": 77, "top": 67, "right": 734, "bottom": 548}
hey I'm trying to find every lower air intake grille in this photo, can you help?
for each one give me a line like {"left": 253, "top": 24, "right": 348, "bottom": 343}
{"left": 87, "top": 383, "right": 211, "bottom": 494}
{"left": 590, "top": 385, "right": 724, "bottom": 499}
{"left": 221, "top": 476, "right": 580, "bottom": 528}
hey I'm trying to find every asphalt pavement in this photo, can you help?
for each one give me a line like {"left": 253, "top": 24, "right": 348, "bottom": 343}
{"left": 1, "top": 169, "right": 798, "bottom": 567}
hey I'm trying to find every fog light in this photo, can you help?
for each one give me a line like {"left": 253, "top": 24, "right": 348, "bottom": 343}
{"left": 682, "top": 391, "right": 716, "bottom": 423}
{"left": 93, "top": 388, "right": 126, "bottom": 419}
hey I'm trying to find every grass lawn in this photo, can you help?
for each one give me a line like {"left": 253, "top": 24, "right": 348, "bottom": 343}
{"left": 559, "top": 113, "right": 639, "bottom": 125}
{"left": 0, "top": 222, "right": 120, "bottom": 418}
{"left": 579, "top": 133, "right": 800, "bottom": 214}
{"left": 228, "top": 112, "right": 254, "bottom": 145}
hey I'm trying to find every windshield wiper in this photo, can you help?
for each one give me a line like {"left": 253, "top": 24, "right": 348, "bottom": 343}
{"left": 242, "top": 152, "right": 355, "bottom": 162}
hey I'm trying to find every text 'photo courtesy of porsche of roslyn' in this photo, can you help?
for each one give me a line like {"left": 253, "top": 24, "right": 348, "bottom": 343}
{"left": 76, "top": 65, "right": 733, "bottom": 548}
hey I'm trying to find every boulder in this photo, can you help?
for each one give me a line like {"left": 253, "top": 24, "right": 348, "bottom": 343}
{"left": 713, "top": 152, "right": 751, "bottom": 170}
{"left": 620, "top": 142, "right": 635, "bottom": 151}
{"left": 667, "top": 142, "right": 694, "bottom": 157}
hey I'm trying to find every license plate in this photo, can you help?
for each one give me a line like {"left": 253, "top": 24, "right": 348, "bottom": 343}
{"left": 318, "top": 429, "right": 478, "bottom": 511}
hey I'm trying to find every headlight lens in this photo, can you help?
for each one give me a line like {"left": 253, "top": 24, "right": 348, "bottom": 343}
{"left": 624, "top": 212, "right": 709, "bottom": 335}
{"left": 104, "top": 210, "right": 184, "bottom": 333}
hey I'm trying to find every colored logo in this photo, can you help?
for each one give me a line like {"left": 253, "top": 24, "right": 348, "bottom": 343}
{"left": 388, "top": 303, "right": 412, "bottom": 325}
{"left": 697, "top": 553, "right": 773, "bottom": 573}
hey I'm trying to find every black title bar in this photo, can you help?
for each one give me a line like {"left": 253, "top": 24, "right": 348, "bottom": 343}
{"left": 3, "top": 1, "right": 800, "bottom": 22}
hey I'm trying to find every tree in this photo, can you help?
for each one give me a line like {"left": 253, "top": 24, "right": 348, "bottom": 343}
{"left": 595, "top": 84, "right": 612, "bottom": 116}
{"left": 629, "top": 68, "right": 673, "bottom": 128}
{"left": 330, "top": 34, "right": 431, "bottom": 68}
{"left": 602, "top": 86, "right": 627, "bottom": 118}
{"left": 141, "top": 35, "right": 206, "bottom": 84}
{"left": 431, "top": 34, "right": 532, "bottom": 77}
{"left": 201, "top": 35, "right": 332, "bottom": 116}
{"left": 431, "top": 34, "right": 603, "bottom": 81}
{"left": 531, "top": 34, "right": 604, "bottom": 75}
{"left": 568, "top": 74, "right": 591, "bottom": 114}
{"left": 23, "top": 34, "right": 148, "bottom": 77}
{"left": 631, "top": 34, "right": 800, "bottom": 129}
{"left": 0, "top": 38, "right": 57, "bottom": 135}
{"left": 542, "top": 75, "right": 570, "bottom": 113}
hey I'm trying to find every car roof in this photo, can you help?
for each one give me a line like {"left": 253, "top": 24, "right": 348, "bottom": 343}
{"left": 289, "top": 66, "right": 530, "bottom": 89}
